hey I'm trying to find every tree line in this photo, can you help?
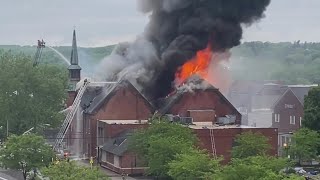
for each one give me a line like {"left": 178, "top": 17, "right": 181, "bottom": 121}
{"left": 2, "top": 41, "right": 320, "bottom": 84}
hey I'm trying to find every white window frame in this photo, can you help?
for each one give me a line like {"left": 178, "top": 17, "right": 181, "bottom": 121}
{"left": 300, "top": 117, "right": 302, "bottom": 126}
{"left": 290, "top": 116, "right": 296, "bottom": 125}
{"left": 275, "top": 113, "right": 280, "bottom": 122}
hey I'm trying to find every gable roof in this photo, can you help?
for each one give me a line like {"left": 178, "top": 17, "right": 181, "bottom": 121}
{"left": 158, "top": 76, "right": 240, "bottom": 116}
{"left": 288, "top": 85, "right": 316, "bottom": 105}
{"left": 250, "top": 83, "right": 287, "bottom": 110}
{"left": 84, "top": 80, "right": 155, "bottom": 114}
{"left": 101, "top": 130, "right": 133, "bottom": 156}
{"left": 272, "top": 85, "right": 316, "bottom": 108}
{"left": 272, "top": 88, "right": 296, "bottom": 109}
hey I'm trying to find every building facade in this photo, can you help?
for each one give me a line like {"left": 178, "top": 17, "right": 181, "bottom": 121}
{"left": 271, "top": 85, "right": 316, "bottom": 153}
{"left": 65, "top": 77, "right": 279, "bottom": 175}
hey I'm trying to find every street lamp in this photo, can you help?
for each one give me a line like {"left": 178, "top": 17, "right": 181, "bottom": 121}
{"left": 283, "top": 143, "right": 290, "bottom": 173}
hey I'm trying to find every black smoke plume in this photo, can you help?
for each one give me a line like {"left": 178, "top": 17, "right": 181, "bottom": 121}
{"left": 98, "top": 0, "right": 271, "bottom": 101}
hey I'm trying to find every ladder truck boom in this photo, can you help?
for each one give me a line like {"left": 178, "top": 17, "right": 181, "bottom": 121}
{"left": 33, "top": 39, "right": 46, "bottom": 67}
{"left": 53, "top": 80, "right": 89, "bottom": 152}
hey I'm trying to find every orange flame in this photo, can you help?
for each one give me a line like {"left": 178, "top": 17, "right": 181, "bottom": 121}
{"left": 174, "top": 44, "right": 232, "bottom": 93}
{"left": 175, "top": 45, "right": 212, "bottom": 85}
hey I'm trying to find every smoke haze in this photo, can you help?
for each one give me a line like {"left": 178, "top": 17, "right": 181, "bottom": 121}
{"left": 97, "top": 0, "right": 271, "bottom": 100}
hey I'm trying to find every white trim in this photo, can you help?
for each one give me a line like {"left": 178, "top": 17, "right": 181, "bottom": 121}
{"left": 290, "top": 116, "right": 296, "bottom": 125}
{"left": 274, "top": 113, "right": 280, "bottom": 122}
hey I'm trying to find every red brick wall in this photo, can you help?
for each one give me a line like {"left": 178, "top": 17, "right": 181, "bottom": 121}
{"left": 272, "top": 90, "right": 303, "bottom": 133}
{"left": 93, "top": 87, "right": 153, "bottom": 120}
{"left": 170, "top": 90, "right": 241, "bottom": 124}
{"left": 193, "top": 127, "right": 278, "bottom": 163}
{"left": 84, "top": 86, "right": 153, "bottom": 157}
{"left": 188, "top": 110, "right": 216, "bottom": 123}
{"left": 100, "top": 162, "right": 146, "bottom": 175}
{"left": 66, "top": 91, "right": 76, "bottom": 107}
{"left": 104, "top": 124, "right": 148, "bottom": 138}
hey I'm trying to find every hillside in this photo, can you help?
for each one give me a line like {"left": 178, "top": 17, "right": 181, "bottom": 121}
{"left": 1, "top": 42, "right": 320, "bottom": 84}
{"left": 0, "top": 45, "right": 115, "bottom": 76}
{"left": 230, "top": 42, "right": 320, "bottom": 84}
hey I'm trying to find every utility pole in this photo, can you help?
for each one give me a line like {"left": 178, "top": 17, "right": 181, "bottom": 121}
{"left": 6, "top": 119, "right": 8, "bottom": 138}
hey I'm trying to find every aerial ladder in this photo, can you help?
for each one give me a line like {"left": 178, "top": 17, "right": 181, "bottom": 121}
{"left": 210, "top": 128, "right": 217, "bottom": 158}
{"left": 33, "top": 40, "right": 46, "bottom": 67}
{"left": 53, "top": 80, "right": 89, "bottom": 152}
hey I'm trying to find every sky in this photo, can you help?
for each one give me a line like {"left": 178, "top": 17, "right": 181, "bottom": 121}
{"left": 0, "top": 0, "right": 319, "bottom": 47}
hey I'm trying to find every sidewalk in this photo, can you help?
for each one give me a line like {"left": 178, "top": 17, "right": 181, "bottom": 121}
{"left": 76, "top": 160, "right": 141, "bottom": 180}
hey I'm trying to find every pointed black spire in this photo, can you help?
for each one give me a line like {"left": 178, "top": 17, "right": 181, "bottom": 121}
{"left": 68, "top": 29, "right": 81, "bottom": 91}
{"left": 68, "top": 29, "right": 81, "bottom": 70}
{"left": 70, "top": 30, "right": 78, "bottom": 65}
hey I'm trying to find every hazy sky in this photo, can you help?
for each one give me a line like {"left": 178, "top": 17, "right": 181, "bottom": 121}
{"left": 0, "top": 0, "right": 319, "bottom": 47}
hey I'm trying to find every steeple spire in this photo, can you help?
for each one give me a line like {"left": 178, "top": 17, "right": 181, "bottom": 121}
{"left": 70, "top": 29, "right": 79, "bottom": 66}
{"left": 68, "top": 29, "right": 81, "bottom": 92}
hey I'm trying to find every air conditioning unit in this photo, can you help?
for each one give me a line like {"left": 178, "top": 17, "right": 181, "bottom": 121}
{"left": 180, "top": 117, "right": 193, "bottom": 125}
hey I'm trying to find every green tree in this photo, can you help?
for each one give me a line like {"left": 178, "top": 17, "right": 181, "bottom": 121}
{"left": 129, "top": 119, "right": 197, "bottom": 178}
{"left": 41, "top": 161, "right": 110, "bottom": 180}
{"left": 289, "top": 128, "right": 320, "bottom": 164}
{"left": 0, "top": 52, "right": 68, "bottom": 136}
{"left": 231, "top": 131, "right": 271, "bottom": 159}
{"left": 303, "top": 86, "right": 320, "bottom": 131}
{"left": 217, "top": 156, "right": 302, "bottom": 180}
{"left": 168, "top": 148, "right": 221, "bottom": 180}
{"left": 0, "top": 134, "right": 54, "bottom": 180}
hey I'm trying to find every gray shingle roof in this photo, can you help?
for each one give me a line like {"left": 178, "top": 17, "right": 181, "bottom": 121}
{"left": 101, "top": 130, "right": 133, "bottom": 156}
{"left": 290, "top": 86, "right": 313, "bottom": 105}
{"left": 82, "top": 80, "right": 154, "bottom": 114}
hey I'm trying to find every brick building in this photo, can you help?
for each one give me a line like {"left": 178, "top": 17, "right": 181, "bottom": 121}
{"left": 228, "top": 81, "right": 316, "bottom": 155}
{"left": 97, "top": 121, "right": 149, "bottom": 175}
{"left": 272, "top": 85, "right": 316, "bottom": 152}
{"left": 81, "top": 80, "right": 154, "bottom": 158}
{"left": 192, "top": 126, "right": 278, "bottom": 163}
{"left": 65, "top": 76, "right": 279, "bottom": 175}
{"left": 159, "top": 78, "right": 277, "bottom": 163}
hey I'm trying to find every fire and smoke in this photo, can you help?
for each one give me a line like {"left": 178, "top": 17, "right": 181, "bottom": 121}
{"left": 97, "top": 0, "right": 271, "bottom": 101}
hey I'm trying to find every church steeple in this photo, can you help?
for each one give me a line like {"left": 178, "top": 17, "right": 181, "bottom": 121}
{"left": 70, "top": 30, "right": 80, "bottom": 66}
{"left": 68, "top": 29, "right": 81, "bottom": 92}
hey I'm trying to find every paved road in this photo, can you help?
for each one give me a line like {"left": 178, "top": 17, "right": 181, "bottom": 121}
{"left": 0, "top": 169, "right": 23, "bottom": 180}
{"left": 0, "top": 172, "right": 19, "bottom": 180}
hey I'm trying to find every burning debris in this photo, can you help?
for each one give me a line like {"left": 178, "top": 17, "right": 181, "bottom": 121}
{"left": 97, "top": 0, "right": 271, "bottom": 100}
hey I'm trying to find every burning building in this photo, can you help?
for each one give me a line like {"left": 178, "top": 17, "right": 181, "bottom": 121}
{"left": 56, "top": 0, "right": 277, "bottom": 175}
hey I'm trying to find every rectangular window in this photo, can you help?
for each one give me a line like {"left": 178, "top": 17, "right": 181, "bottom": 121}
{"left": 300, "top": 117, "right": 302, "bottom": 126}
{"left": 290, "top": 116, "right": 295, "bottom": 125}
{"left": 275, "top": 113, "right": 280, "bottom": 122}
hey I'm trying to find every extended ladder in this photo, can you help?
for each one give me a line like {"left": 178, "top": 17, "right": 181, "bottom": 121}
{"left": 33, "top": 40, "right": 45, "bottom": 67}
{"left": 53, "top": 81, "right": 89, "bottom": 152}
{"left": 209, "top": 129, "right": 217, "bottom": 158}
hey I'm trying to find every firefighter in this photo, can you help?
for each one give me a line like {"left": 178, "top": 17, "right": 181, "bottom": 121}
{"left": 64, "top": 152, "right": 70, "bottom": 162}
